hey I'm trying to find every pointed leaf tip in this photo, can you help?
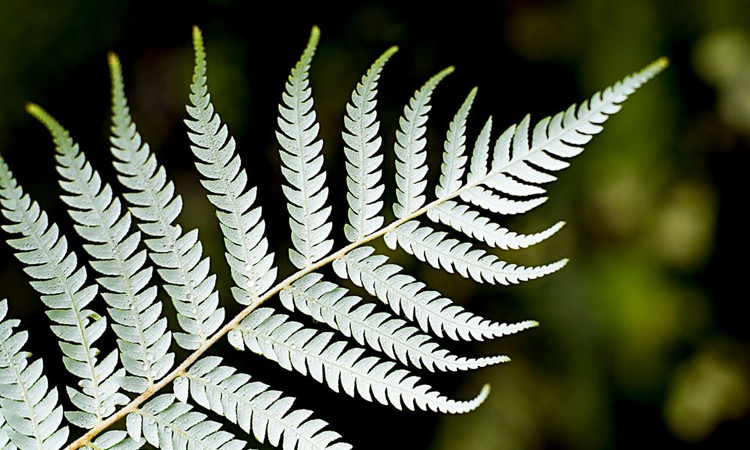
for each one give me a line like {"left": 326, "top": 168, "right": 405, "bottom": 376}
{"left": 25, "top": 102, "right": 42, "bottom": 116}
{"left": 26, "top": 103, "right": 60, "bottom": 132}
{"left": 107, "top": 52, "right": 119, "bottom": 67}
{"left": 304, "top": 25, "right": 321, "bottom": 56}
{"left": 192, "top": 25, "right": 205, "bottom": 54}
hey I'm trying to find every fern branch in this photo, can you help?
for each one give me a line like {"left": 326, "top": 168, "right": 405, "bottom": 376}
{"left": 186, "top": 27, "right": 277, "bottom": 304}
{"left": 393, "top": 67, "right": 454, "bottom": 218}
{"left": 385, "top": 220, "right": 567, "bottom": 284}
{"left": 108, "top": 53, "right": 225, "bottom": 350}
{"left": 342, "top": 46, "right": 397, "bottom": 242}
{"left": 0, "top": 299, "right": 69, "bottom": 450}
{"left": 435, "top": 88, "right": 476, "bottom": 198}
{"left": 466, "top": 117, "right": 492, "bottom": 183}
{"left": 231, "top": 308, "right": 490, "bottom": 414}
{"left": 277, "top": 26, "right": 333, "bottom": 269}
{"left": 32, "top": 104, "right": 174, "bottom": 393}
{"left": 174, "top": 356, "right": 351, "bottom": 450}
{"left": 280, "top": 273, "right": 509, "bottom": 371}
{"left": 0, "top": 152, "right": 127, "bottom": 429}
{"left": 459, "top": 185, "right": 548, "bottom": 215}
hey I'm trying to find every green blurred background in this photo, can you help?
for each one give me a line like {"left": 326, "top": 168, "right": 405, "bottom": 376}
{"left": 0, "top": 0, "right": 748, "bottom": 448}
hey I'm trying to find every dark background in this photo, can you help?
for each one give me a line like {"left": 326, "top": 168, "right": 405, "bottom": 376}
{"left": 0, "top": 0, "right": 748, "bottom": 449}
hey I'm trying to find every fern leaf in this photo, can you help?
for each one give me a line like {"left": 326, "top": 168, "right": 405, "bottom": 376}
{"left": 0, "top": 299, "right": 69, "bottom": 450}
{"left": 427, "top": 201, "right": 565, "bottom": 249}
{"left": 0, "top": 415, "right": 11, "bottom": 450}
{"left": 385, "top": 221, "right": 567, "bottom": 284}
{"left": 231, "top": 308, "right": 490, "bottom": 414}
{"left": 0, "top": 156, "right": 128, "bottom": 428}
{"left": 435, "top": 88, "right": 476, "bottom": 198}
{"left": 393, "top": 67, "right": 454, "bottom": 218}
{"left": 342, "top": 46, "right": 397, "bottom": 242}
{"left": 175, "top": 356, "right": 351, "bottom": 450}
{"left": 127, "top": 394, "right": 248, "bottom": 449}
{"left": 277, "top": 26, "right": 333, "bottom": 269}
{"left": 466, "top": 117, "right": 492, "bottom": 183}
{"left": 108, "top": 53, "right": 225, "bottom": 350}
{"left": 29, "top": 104, "right": 174, "bottom": 393}
{"left": 186, "top": 27, "right": 277, "bottom": 304}
{"left": 459, "top": 185, "right": 548, "bottom": 215}
{"left": 280, "top": 274, "right": 509, "bottom": 372}
{"left": 334, "top": 246, "right": 538, "bottom": 341}
{"left": 82, "top": 430, "right": 142, "bottom": 450}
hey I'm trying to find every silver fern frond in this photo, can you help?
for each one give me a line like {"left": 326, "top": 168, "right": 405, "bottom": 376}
{"left": 0, "top": 25, "right": 666, "bottom": 450}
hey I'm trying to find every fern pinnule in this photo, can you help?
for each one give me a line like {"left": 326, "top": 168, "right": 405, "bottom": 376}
{"left": 0, "top": 140, "right": 128, "bottom": 429}
{"left": 186, "top": 26, "right": 277, "bottom": 305}
{"left": 109, "top": 52, "right": 225, "bottom": 351}
{"left": 0, "top": 299, "right": 68, "bottom": 450}
{"left": 32, "top": 101, "right": 175, "bottom": 393}
{"left": 81, "top": 430, "right": 140, "bottom": 450}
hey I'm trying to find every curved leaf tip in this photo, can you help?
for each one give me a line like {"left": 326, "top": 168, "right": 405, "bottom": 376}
{"left": 654, "top": 56, "right": 669, "bottom": 69}
{"left": 468, "top": 383, "right": 491, "bottom": 412}
{"left": 26, "top": 103, "right": 69, "bottom": 148}
{"left": 192, "top": 25, "right": 205, "bottom": 59}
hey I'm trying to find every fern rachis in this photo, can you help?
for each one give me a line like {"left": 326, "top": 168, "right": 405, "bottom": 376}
{"left": 0, "top": 25, "right": 666, "bottom": 450}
